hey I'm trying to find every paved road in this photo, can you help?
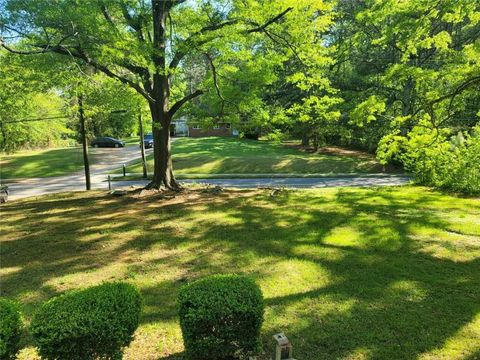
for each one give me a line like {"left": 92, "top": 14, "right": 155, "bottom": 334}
{"left": 5, "top": 146, "right": 152, "bottom": 201}
{"left": 112, "top": 174, "right": 411, "bottom": 190}
{"left": 3, "top": 143, "right": 410, "bottom": 200}
{"left": 6, "top": 172, "right": 410, "bottom": 201}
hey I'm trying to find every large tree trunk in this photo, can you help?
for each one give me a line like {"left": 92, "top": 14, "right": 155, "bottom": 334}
{"left": 146, "top": 105, "right": 180, "bottom": 190}
{"left": 146, "top": 1, "right": 180, "bottom": 191}
{"left": 301, "top": 133, "right": 310, "bottom": 147}
{"left": 312, "top": 134, "right": 319, "bottom": 152}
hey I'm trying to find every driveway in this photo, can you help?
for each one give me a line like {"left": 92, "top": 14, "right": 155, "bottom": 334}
{"left": 5, "top": 145, "right": 152, "bottom": 201}
{"left": 89, "top": 145, "right": 152, "bottom": 173}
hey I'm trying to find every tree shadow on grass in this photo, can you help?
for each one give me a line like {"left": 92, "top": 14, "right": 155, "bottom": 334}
{"left": 262, "top": 251, "right": 479, "bottom": 359}
{"left": 156, "top": 353, "right": 184, "bottom": 360}
{"left": 1, "top": 187, "right": 479, "bottom": 359}
{"left": 177, "top": 188, "right": 480, "bottom": 359}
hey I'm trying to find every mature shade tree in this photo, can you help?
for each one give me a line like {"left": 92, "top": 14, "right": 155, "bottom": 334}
{"left": 201, "top": 0, "right": 342, "bottom": 149}
{"left": 67, "top": 74, "right": 146, "bottom": 141}
{"left": 187, "top": 0, "right": 339, "bottom": 148}
{"left": 324, "top": 0, "right": 480, "bottom": 193}
{"left": 330, "top": 0, "right": 480, "bottom": 150}
{"left": 0, "top": 53, "right": 72, "bottom": 152}
{"left": 0, "top": 0, "right": 331, "bottom": 190}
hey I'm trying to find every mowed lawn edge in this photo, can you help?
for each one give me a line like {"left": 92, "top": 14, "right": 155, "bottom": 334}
{"left": 1, "top": 147, "right": 91, "bottom": 179}
{"left": 117, "top": 137, "right": 398, "bottom": 176}
{"left": 1, "top": 186, "right": 479, "bottom": 359}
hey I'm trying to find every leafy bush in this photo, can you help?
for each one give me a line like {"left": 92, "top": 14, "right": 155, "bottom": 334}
{"left": 178, "top": 274, "right": 264, "bottom": 360}
{"left": 264, "top": 129, "right": 286, "bottom": 143}
{"left": 0, "top": 298, "right": 22, "bottom": 360}
{"left": 405, "top": 126, "right": 480, "bottom": 194}
{"left": 30, "top": 282, "right": 141, "bottom": 360}
{"left": 378, "top": 123, "right": 480, "bottom": 195}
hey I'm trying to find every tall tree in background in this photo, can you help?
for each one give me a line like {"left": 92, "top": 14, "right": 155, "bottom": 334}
{"left": 1, "top": 0, "right": 331, "bottom": 190}
{"left": 325, "top": 0, "right": 480, "bottom": 192}
{"left": 0, "top": 51, "right": 145, "bottom": 151}
{"left": 330, "top": 0, "right": 480, "bottom": 152}
{"left": 0, "top": 53, "right": 73, "bottom": 152}
{"left": 68, "top": 75, "right": 145, "bottom": 141}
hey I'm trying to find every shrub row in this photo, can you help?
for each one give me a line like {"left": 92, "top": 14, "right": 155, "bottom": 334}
{"left": 31, "top": 282, "right": 141, "bottom": 360}
{"left": 380, "top": 123, "right": 480, "bottom": 195}
{"left": 0, "top": 298, "right": 22, "bottom": 360}
{"left": 1, "top": 282, "right": 141, "bottom": 360}
{"left": 179, "top": 274, "right": 264, "bottom": 360}
{"left": 1, "top": 275, "right": 264, "bottom": 360}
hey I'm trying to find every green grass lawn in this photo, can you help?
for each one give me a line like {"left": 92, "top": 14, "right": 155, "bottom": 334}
{"left": 0, "top": 147, "right": 91, "bottom": 179}
{"left": 124, "top": 136, "right": 142, "bottom": 145}
{"left": 1, "top": 186, "right": 479, "bottom": 359}
{"left": 121, "top": 137, "right": 395, "bottom": 176}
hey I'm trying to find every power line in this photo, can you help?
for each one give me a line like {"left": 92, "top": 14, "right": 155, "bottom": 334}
{"left": 1, "top": 115, "right": 70, "bottom": 124}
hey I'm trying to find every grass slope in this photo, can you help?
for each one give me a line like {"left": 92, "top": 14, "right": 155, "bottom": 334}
{"left": 122, "top": 137, "right": 392, "bottom": 175}
{"left": 1, "top": 186, "right": 479, "bottom": 359}
{"left": 1, "top": 147, "right": 90, "bottom": 179}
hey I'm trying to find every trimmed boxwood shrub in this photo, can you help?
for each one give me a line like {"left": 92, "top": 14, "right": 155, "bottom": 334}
{"left": 30, "top": 282, "right": 141, "bottom": 360}
{"left": 0, "top": 298, "right": 22, "bottom": 360}
{"left": 178, "top": 274, "right": 264, "bottom": 360}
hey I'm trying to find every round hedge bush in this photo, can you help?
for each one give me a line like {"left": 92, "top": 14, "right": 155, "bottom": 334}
{"left": 178, "top": 274, "right": 264, "bottom": 360}
{"left": 30, "top": 282, "right": 141, "bottom": 360}
{"left": 0, "top": 298, "right": 22, "bottom": 360}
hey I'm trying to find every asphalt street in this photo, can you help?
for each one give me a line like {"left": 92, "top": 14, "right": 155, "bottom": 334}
{"left": 112, "top": 174, "right": 411, "bottom": 191}
{"left": 3, "top": 145, "right": 410, "bottom": 201}
{"left": 4, "top": 145, "right": 152, "bottom": 201}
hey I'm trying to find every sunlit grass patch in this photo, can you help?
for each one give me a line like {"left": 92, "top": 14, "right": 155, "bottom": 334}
{"left": 1, "top": 186, "right": 479, "bottom": 359}
{"left": 1, "top": 147, "right": 93, "bottom": 179}
{"left": 122, "top": 137, "right": 393, "bottom": 176}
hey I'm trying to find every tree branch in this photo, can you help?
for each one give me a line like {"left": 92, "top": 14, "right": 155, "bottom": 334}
{"left": 169, "top": 7, "right": 293, "bottom": 71}
{"left": 204, "top": 52, "right": 225, "bottom": 116}
{"left": 0, "top": 39, "right": 155, "bottom": 102}
{"left": 100, "top": 3, "right": 116, "bottom": 28}
{"left": 70, "top": 46, "right": 155, "bottom": 102}
{"left": 430, "top": 75, "right": 480, "bottom": 106}
{"left": 0, "top": 41, "right": 49, "bottom": 55}
{"left": 247, "top": 7, "right": 293, "bottom": 33}
{"left": 120, "top": 3, "right": 145, "bottom": 42}
{"left": 169, "top": 19, "right": 238, "bottom": 71}
{"left": 169, "top": 89, "right": 204, "bottom": 116}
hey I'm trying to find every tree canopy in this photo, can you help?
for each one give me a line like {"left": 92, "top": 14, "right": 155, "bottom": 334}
{"left": 1, "top": 0, "right": 479, "bottom": 193}
{"left": 2, "top": 0, "right": 331, "bottom": 189}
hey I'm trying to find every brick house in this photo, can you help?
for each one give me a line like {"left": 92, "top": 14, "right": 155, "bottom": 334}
{"left": 171, "top": 118, "right": 237, "bottom": 137}
{"left": 171, "top": 119, "right": 189, "bottom": 137}
{"left": 189, "top": 122, "right": 236, "bottom": 137}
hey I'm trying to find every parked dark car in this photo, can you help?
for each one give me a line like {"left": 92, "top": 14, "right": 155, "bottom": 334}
{"left": 91, "top": 137, "right": 125, "bottom": 148}
{"left": 143, "top": 134, "right": 154, "bottom": 149}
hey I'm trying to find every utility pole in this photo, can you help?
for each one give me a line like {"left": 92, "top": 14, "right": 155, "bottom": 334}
{"left": 78, "top": 94, "right": 91, "bottom": 190}
{"left": 138, "top": 108, "right": 148, "bottom": 178}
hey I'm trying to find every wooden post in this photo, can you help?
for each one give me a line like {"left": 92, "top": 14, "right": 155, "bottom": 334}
{"left": 139, "top": 108, "right": 148, "bottom": 178}
{"left": 79, "top": 94, "right": 91, "bottom": 190}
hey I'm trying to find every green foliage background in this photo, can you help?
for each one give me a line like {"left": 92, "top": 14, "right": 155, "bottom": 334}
{"left": 1, "top": 0, "right": 479, "bottom": 192}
